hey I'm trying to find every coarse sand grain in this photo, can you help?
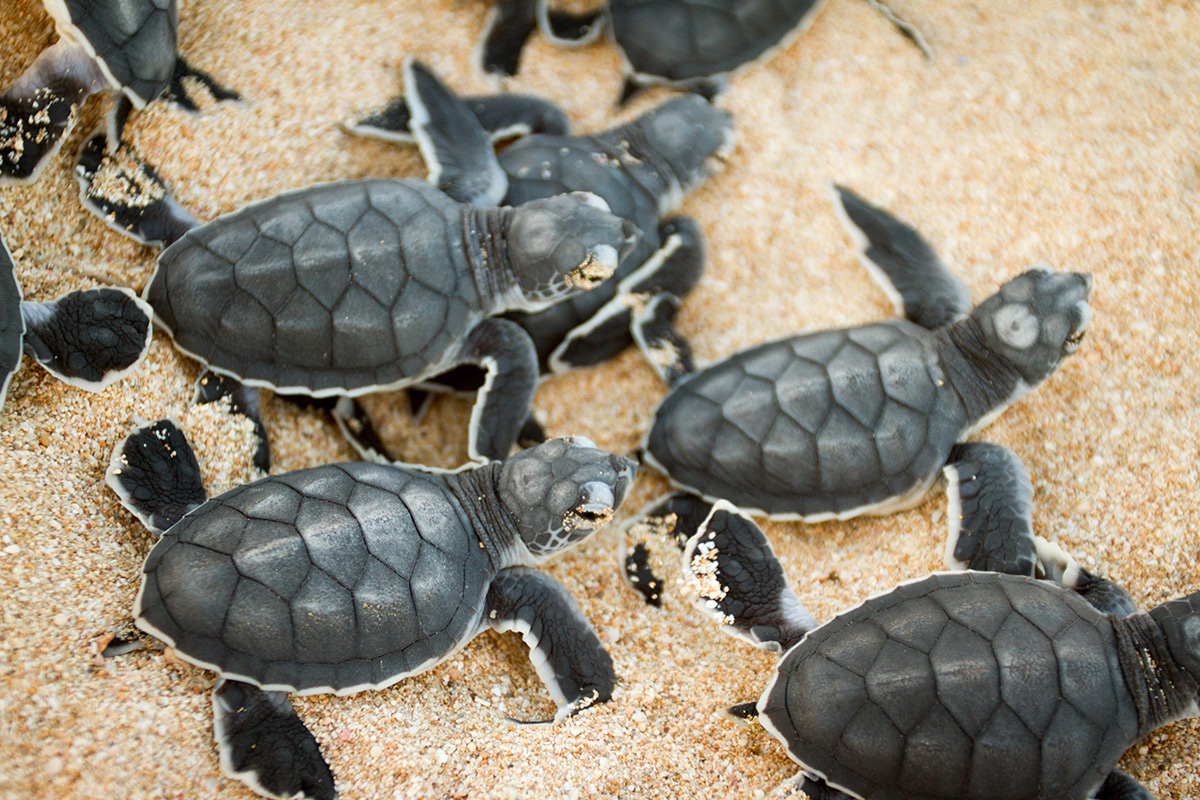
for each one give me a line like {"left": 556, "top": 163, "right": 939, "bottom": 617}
{"left": 1, "top": 0, "right": 1198, "bottom": 798}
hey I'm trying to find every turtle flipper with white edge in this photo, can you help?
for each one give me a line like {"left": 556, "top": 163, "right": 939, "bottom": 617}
{"left": 1, "top": 0, "right": 238, "bottom": 186}
{"left": 670, "top": 498, "right": 1199, "bottom": 800}
{"left": 347, "top": 60, "right": 728, "bottom": 382}
{"left": 75, "top": 126, "right": 637, "bottom": 465}
{"left": 106, "top": 418, "right": 636, "bottom": 798}
{"left": 477, "top": 0, "right": 931, "bottom": 104}
{"left": 1, "top": 228, "right": 152, "bottom": 409}
{"left": 642, "top": 184, "right": 1092, "bottom": 519}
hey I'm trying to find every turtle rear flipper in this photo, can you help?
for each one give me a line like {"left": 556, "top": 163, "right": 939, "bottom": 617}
{"left": 403, "top": 59, "right": 507, "bottom": 206}
{"left": 681, "top": 501, "right": 816, "bottom": 653}
{"left": 942, "top": 442, "right": 1037, "bottom": 576}
{"left": 164, "top": 54, "right": 241, "bottom": 112}
{"left": 486, "top": 567, "right": 615, "bottom": 722}
{"left": 106, "top": 418, "right": 207, "bottom": 535}
{"left": 76, "top": 132, "right": 199, "bottom": 247}
{"left": 479, "top": 0, "right": 539, "bottom": 76}
{"left": 193, "top": 371, "right": 271, "bottom": 474}
{"left": 0, "top": 40, "right": 109, "bottom": 184}
{"left": 1094, "top": 769, "right": 1156, "bottom": 799}
{"left": 212, "top": 679, "right": 336, "bottom": 800}
{"left": 1033, "top": 537, "right": 1138, "bottom": 616}
{"left": 831, "top": 183, "right": 972, "bottom": 330}
{"left": 20, "top": 286, "right": 153, "bottom": 390}
{"left": 537, "top": 4, "right": 605, "bottom": 47}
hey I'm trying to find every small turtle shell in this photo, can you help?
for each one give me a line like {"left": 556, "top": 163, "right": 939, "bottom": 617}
{"left": 761, "top": 572, "right": 1140, "bottom": 800}
{"left": 59, "top": 0, "right": 178, "bottom": 106}
{"left": 146, "top": 179, "right": 483, "bottom": 395}
{"left": 644, "top": 320, "right": 968, "bottom": 519}
{"left": 135, "top": 462, "right": 495, "bottom": 694}
{"left": 608, "top": 0, "right": 822, "bottom": 84}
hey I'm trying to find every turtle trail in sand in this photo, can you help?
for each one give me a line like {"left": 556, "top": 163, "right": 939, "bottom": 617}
{"left": 75, "top": 129, "right": 637, "bottom": 467}
{"left": 344, "top": 60, "right": 734, "bottom": 391}
{"left": 105, "top": 418, "right": 637, "bottom": 800}
{"left": 1, "top": 227, "right": 152, "bottom": 409}
{"left": 640, "top": 453, "right": 1200, "bottom": 799}
{"left": 477, "top": 0, "right": 932, "bottom": 104}
{"left": 0, "top": 0, "right": 238, "bottom": 188}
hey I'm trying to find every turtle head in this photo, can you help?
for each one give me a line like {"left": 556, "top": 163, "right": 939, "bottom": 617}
{"left": 503, "top": 193, "right": 638, "bottom": 312}
{"left": 969, "top": 268, "right": 1092, "bottom": 385}
{"left": 1149, "top": 590, "right": 1200, "bottom": 695}
{"left": 497, "top": 436, "right": 638, "bottom": 563}
{"left": 633, "top": 94, "right": 735, "bottom": 196}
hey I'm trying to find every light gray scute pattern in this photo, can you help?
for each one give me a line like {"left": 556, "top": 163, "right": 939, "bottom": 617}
{"left": 63, "top": 0, "right": 178, "bottom": 103}
{"left": 137, "top": 462, "right": 493, "bottom": 693}
{"left": 764, "top": 572, "right": 1140, "bottom": 800}
{"left": 147, "top": 179, "right": 481, "bottom": 394}
{"left": 646, "top": 320, "right": 967, "bottom": 516}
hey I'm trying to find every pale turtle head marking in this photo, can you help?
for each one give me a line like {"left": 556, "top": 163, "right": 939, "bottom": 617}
{"left": 504, "top": 192, "right": 637, "bottom": 311}
{"left": 972, "top": 267, "right": 1092, "bottom": 384}
{"left": 498, "top": 436, "right": 638, "bottom": 560}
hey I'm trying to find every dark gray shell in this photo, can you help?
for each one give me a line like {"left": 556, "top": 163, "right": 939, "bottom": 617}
{"left": 135, "top": 462, "right": 494, "bottom": 694}
{"left": 61, "top": 0, "right": 178, "bottom": 105}
{"left": 608, "top": 0, "right": 821, "bottom": 83}
{"left": 1, "top": 232, "right": 23, "bottom": 401}
{"left": 145, "top": 179, "right": 483, "bottom": 395}
{"left": 761, "top": 572, "right": 1140, "bottom": 800}
{"left": 643, "top": 320, "right": 968, "bottom": 518}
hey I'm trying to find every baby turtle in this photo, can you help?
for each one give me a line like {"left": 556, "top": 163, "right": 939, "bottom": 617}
{"left": 73, "top": 148, "right": 636, "bottom": 463}
{"left": 346, "top": 60, "right": 733, "bottom": 383}
{"left": 651, "top": 457, "right": 1196, "bottom": 799}
{"left": 1, "top": 227, "right": 152, "bottom": 408}
{"left": 479, "top": 0, "right": 931, "bottom": 103}
{"left": 0, "top": 0, "right": 237, "bottom": 185}
{"left": 106, "top": 418, "right": 637, "bottom": 800}
{"left": 641, "top": 184, "right": 1092, "bottom": 519}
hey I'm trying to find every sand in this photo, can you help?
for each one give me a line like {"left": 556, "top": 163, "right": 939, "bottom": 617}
{"left": 1, "top": 0, "right": 1198, "bottom": 797}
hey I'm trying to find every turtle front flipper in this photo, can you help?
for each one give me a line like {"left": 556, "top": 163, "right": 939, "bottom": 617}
{"left": 1, "top": 232, "right": 23, "bottom": 408}
{"left": 681, "top": 501, "right": 816, "bottom": 653}
{"left": 0, "top": 40, "right": 110, "bottom": 184}
{"left": 75, "top": 132, "right": 199, "bottom": 247}
{"left": 212, "top": 679, "right": 336, "bottom": 800}
{"left": 455, "top": 317, "right": 539, "bottom": 462}
{"left": 346, "top": 93, "right": 569, "bottom": 144}
{"left": 165, "top": 53, "right": 241, "bottom": 112}
{"left": 486, "top": 567, "right": 615, "bottom": 722}
{"left": 942, "top": 442, "right": 1037, "bottom": 576}
{"left": 403, "top": 60, "right": 507, "bottom": 206}
{"left": 20, "top": 286, "right": 153, "bottom": 391}
{"left": 622, "top": 492, "right": 714, "bottom": 606}
{"left": 193, "top": 371, "right": 271, "bottom": 474}
{"left": 550, "top": 216, "right": 704, "bottom": 382}
{"left": 106, "top": 418, "right": 207, "bottom": 535}
{"left": 479, "top": 0, "right": 539, "bottom": 76}
{"left": 863, "top": 0, "right": 934, "bottom": 59}
{"left": 1093, "top": 769, "right": 1157, "bottom": 799}
{"left": 831, "top": 183, "right": 971, "bottom": 330}
{"left": 537, "top": 4, "right": 605, "bottom": 47}
{"left": 1033, "top": 537, "right": 1138, "bottom": 616}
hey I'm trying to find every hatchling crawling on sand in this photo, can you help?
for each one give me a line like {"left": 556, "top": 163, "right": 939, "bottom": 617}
{"left": 345, "top": 60, "right": 734, "bottom": 384}
{"left": 478, "top": 0, "right": 932, "bottom": 103}
{"left": 656, "top": 473, "right": 1197, "bottom": 799}
{"left": 76, "top": 135, "right": 636, "bottom": 464}
{"left": 641, "top": 184, "right": 1093, "bottom": 520}
{"left": 1, "top": 227, "right": 152, "bottom": 409}
{"left": 0, "top": 0, "right": 237, "bottom": 185}
{"left": 106, "top": 418, "right": 637, "bottom": 800}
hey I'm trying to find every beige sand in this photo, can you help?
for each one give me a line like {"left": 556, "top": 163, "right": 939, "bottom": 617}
{"left": 2, "top": 0, "right": 1198, "bottom": 797}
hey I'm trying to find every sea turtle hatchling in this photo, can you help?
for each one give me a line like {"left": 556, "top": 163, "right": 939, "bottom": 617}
{"left": 1, "top": 227, "right": 152, "bottom": 409}
{"left": 0, "top": 0, "right": 238, "bottom": 186}
{"left": 345, "top": 60, "right": 734, "bottom": 385}
{"left": 647, "top": 459, "right": 1198, "bottom": 800}
{"left": 478, "top": 0, "right": 932, "bottom": 104}
{"left": 640, "top": 184, "right": 1092, "bottom": 521}
{"left": 105, "top": 418, "right": 637, "bottom": 800}
{"left": 73, "top": 145, "right": 636, "bottom": 465}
